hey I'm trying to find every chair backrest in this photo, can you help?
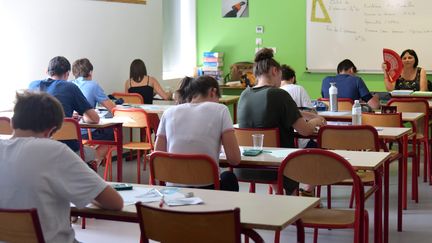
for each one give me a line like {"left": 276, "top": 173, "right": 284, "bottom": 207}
{"left": 0, "top": 208, "right": 45, "bottom": 243}
{"left": 51, "top": 118, "right": 84, "bottom": 159}
{"left": 149, "top": 151, "right": 220, "bottom": 189}
{"left": 317, "top": 98, "right": 354, "bottom": 111}
{"left": 387, "top": 98, "right": 429, "bottom": 134}
{"left": 234, "top": 127, "right": 280, "bottom": 147}
{"left": 136, "top": 203, "right": 242, "bottom": 243}
{"left": 362, "top": 112, "right": 402, "bottom": 127}
{"left": 277, "top": 149, "right": 365, "bottom": 242}
{"left": 112, "top": 92, "right": 144, "bottom": 104}
{"left": 0, "top": 117, "right": 13, "bottom": 135}
{"left": 318, "top": 125, "right": 380, "bottom": 151}
{"left": 112, "top": 108, "right": 153, "bottom": 146}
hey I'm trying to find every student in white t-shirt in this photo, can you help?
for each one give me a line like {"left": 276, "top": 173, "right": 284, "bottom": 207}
{"left": 279, "top": 64, "right": 313, "bottom": 108}
{"left": 0, "top": 92, "right": 123, "bottom": 243}
{"left": 155, "top": 76, "right": 241, "bottom": 191}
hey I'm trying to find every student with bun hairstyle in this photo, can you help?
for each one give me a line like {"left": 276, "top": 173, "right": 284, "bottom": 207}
{"left": 155, "top": 75, "right": 241, "bottom": 191}
{"left": 236, "top": 48, "right": 326, "bottom": 195}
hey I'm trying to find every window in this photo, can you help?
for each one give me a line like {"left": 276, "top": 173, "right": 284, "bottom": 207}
{"left": 163, "top": 0, "right": 196, "bottom": 80}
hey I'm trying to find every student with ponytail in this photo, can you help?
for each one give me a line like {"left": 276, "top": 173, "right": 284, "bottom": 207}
{"left": 236, "top": 48, "right": 326, "bottom": 195}
{"left": 155, "top": 75, "right": 241, "bottom": 191}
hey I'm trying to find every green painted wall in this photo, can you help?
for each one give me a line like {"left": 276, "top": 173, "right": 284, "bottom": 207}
{"left": 196, "top": 0, "right": 388, "bottom": 99}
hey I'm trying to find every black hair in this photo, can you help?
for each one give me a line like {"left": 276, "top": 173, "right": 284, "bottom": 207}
{"left": 281, "top": 64, "right": 296, "bottom": 82}
{"left": 400, "top": 49, "right": 419, "bottom": 68}
{"left": 175, "top": 76, "right": 221, "bottom": 104}
{"left": 72, "top": 58, "right": 93, "bottom": 78}
{"left": 337, "top": 59, "right": 357, "bottom": 74}
{"left": 129, "top": 59, "right": 147, "bottom": 82}
{"left": 253, "top": 48, "right": 281, "bottom": 77}
{"left": 12, "top": 91, "right": 64, "bottom": 133}
{"left": 47, "top": 56, "right": 71, "bottom": 76}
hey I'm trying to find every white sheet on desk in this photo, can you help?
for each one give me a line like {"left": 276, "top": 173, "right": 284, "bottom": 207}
{"left": 119, "top": 187, "right": 203, "bottom": 206}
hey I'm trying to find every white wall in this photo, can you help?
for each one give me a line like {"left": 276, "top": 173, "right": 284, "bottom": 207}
{"left": 0, "top": 0, "right": 163, "bottom": 110}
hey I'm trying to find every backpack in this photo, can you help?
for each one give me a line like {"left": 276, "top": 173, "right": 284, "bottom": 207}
{"left": 224, "top": 62, "right": 256, "bottom": 87}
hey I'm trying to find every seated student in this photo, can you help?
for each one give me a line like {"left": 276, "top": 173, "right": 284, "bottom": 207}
{"left": 237, "top": 48, "right": 326, "bottom": 195}
{"left": 155, "top": 76, "right": 241, "bottom": 191}
{"left": 321, "top": 59, "right": 380, "bottom": 109}
{"left": 72, "top": 58, "right": 116, "bottom": 164}
{"left": 124, "top": 59, "right": 172, "bottom": 104}
{"left": 280, "top": 64, "right": 316, "bottom": 149}
{"left": 0, "top": 92, "right": 123, "bottom": 243}
{"left": 28, "top": 56, "right": 100, "bottom": 164}
{"left": 280, "top": 64, "right": 313, "bottom": 109}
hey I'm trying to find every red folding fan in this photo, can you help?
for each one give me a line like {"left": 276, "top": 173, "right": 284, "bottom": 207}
{"left": 383, "top": 48, "right": 403, "bottom": 83}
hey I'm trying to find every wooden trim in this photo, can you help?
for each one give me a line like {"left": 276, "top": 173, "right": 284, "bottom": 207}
{"left": 98, "top": 0, "right": 146, "bottom": 4}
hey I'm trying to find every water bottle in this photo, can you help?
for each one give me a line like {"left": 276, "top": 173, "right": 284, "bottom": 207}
{"left": 329, "top": 82, "right": 338, "bottom": 112}
{"left": 352, "top": 100, "right": 362, "bottom": 125}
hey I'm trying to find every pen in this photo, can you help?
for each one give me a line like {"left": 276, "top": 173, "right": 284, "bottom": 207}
{"left": 154, "top": 189, "right": 165, "bottom": 208}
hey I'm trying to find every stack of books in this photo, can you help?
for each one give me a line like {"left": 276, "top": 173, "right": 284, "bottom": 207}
{"left": 201, "top": 52, "right": 224, "bottom": 81}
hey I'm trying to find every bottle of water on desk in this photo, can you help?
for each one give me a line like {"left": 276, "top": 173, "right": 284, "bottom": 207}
{"left": 352, "top": 100, "right": 362, "bottom": 125}
{"left": 329, "top": 82, "right": 338, "bottom": 112}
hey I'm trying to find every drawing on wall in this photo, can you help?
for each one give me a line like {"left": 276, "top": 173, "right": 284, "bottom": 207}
{"left": 311, "top": 0, "right": 331, "bottom": 23}
{"left": 222, "top": 0, "right": 249, "bottom": 18}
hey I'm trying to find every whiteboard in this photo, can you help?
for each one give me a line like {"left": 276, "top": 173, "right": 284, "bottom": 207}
{"left": 306, "top": 0, "right": 432, "bottom": 73}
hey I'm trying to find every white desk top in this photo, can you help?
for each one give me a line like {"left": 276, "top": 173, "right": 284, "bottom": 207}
{"left": 220, "top": 147, "right": 391, "bottom": 171}
{"left": 72, "top": 184, "right": 319, "bottom": 231}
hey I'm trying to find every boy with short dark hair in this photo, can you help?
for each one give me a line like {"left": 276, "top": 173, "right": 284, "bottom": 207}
{"left": 0, "top": 92, "right": 123, "bottom": 243}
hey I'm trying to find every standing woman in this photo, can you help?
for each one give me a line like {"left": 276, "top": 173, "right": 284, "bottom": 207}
{"left": 383, "top": 49, "right": 428, "bottom": 91}
{"left": 154, "top": 76, "right": 241, "bottom": 191}
{"left": 125, "top": 59, "right": 172, "bottom": 104}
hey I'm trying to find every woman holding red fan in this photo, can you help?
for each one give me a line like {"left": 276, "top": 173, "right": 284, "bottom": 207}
{"left": 382, "top": 49, "right": 428, "bottom": 91}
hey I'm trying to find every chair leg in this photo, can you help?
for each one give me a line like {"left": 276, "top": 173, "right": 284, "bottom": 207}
{"left": 268, "top": 185, "right": 273, "bottom": 194}
{"left": 327, "top": 185, "right": 332, "bottom": 209}
{"left": 81, "top": 217, "right": 86, "bottom": 229}
{"left": 249, "top": 183, "right": 256, "bottom": 193}
{"left": 364, "top": 210, "right": 369, "bottom": 243}
{"left": 137, "top": 150, "right": 141, "bottom": 184}
{"left": 313, "top": 228, "right": 318, "bottom": 243}
{"left": 274, "top": 230, "right": 280, "bottom": 243}
{"left": 349, "top": 186, "right": 355, "bottom": 208}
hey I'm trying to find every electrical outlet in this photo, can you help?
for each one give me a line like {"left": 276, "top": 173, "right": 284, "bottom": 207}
{"left": 256, "top": 25, "right": 264, "bottom": 34}
{"left": 255, "top": 38, "right": 262, "bottom": 45}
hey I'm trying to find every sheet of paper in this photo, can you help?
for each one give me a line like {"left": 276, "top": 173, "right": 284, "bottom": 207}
{"left": 118, "top": 187, "right": 203, "bottom": 206}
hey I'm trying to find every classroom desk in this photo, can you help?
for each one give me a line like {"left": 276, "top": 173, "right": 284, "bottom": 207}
{"left": 119, "top": 95, "right": 239, "bottom": 121}
{"left": 318, "top": 111, "right": 424, "bottom": 123}
{"left": 220, "top": 147, "right": 391, "bottom": 243}
{"left": 71, "top": 184, "right": 319, "bottom": 237}
{"left": 80, "top": 120, "right": 124, "bottom": 182}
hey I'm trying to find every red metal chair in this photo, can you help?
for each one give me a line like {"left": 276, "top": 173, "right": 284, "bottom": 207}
{"left": 149, "top": 151, "right": 220, "bottom": 189}
{"left": 387, "top": 98, "right": 430, "bottom": 184}
{"left": 318, "top": 125, "right": 380, "bottom": 209}
{"left": 234, "top": 127, "right": 280, "bottom": 193}
{"left": 276, "top": 149, "right": 368, "bottom": 243}
{"left": 111, "top": 92, "right": 144, "bottom": 104}
{"left": 135, "top": 203, "right": 264, "bottom": 243}
{"left": 110, "top": 108, "right": 153, "bottom": 184}
{"left": 0, "top": 208, "right": 45, "bottom": 243}
{"left": 0, "top": 117, "right": 12, "bottom": 135}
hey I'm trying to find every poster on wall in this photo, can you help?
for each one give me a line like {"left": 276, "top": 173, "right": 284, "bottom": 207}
{"left": 222, "top": 0, "right": 249, "bottom": 18}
